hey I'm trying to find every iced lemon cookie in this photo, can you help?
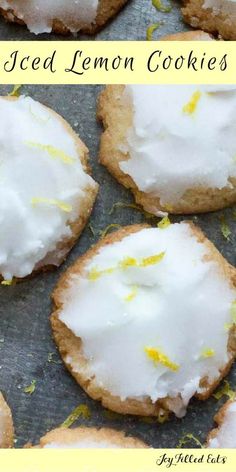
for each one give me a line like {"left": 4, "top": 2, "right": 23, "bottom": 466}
{"left": 0, "top": 96, "right": 98, "bottom": 283}
{"left": 182, "top": 0, "right": 236, "bottom": 40}
{"left": 30, "top": 427, "right": 147, "bottom": 448}
{"left": 98, "top": 85, "right": 236, "bottom": 215}
{"left": 0, "top": 0, "right": 128, "bottom": 34}
{"left": 0, "top": 393, "right": 14, "bottom": 448}
{"left": 51, "top": 222, "right": 236, "bottom": 418}
{"left": 207, "top": 397, "right": 236, "bottom": 447}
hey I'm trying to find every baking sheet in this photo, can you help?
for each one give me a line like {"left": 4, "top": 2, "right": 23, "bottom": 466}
{"left": 0, "top": 0, "right": 189, "bottom": 40}
{"left": 0, "top": 84, "right": 235, "bottom": 448}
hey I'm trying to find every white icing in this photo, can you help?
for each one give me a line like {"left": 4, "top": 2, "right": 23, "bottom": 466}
{"left": 58, "top": 223, "right": 236, "bottom": 417}
{"left": 120, "top": 85, "right": 236, "bottom": 207}
{"left": 0, "top": 0, "right": 99, "bottom": 34}
{"left": 44, "top": 440, "right": 120, "bottom": 449}
{"left": 209, "top": 400, "right": 236, "bottom": 448}
{"left": 203, "top": 0, "right": 236, "bottom": 21}
{"left": 0, "top": 96, "right": 96, "bottom": 280}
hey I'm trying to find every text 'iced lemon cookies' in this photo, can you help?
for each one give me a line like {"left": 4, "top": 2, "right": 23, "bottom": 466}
{"left": 182, "top": 0, "right": 236, "bottom": 40}
{"left": 30, "top": 427, "right": 147, "bottom": 448}
{"left": 0, "top": 0, "right": 128, "bottom": 34}
{"left": 98, "top": 85, "right": 236, "bottom": 215}
{"left": 0, "top": 392, "right": 14, "bottom": 448}
{"left": 0, "top": 96, "right": 98, "bottom": 283}
{"left": 51, "top": 222, "right": 236, "bottom": 418}
{"left": 207, "top": 396, "right": 236, "bottom": 447}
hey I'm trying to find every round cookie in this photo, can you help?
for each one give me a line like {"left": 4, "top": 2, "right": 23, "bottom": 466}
{"left": 160, "top": 30, "right": 213, "bottom": 40}
{"left": 182, "top": 0, "right": 236, "bottom": 40}
{"left": 0, "top": 95, "right": 98, "bottom": 283}
{"left": 30, "top": 426, "right": 148, "bottom": 448}
{"left": 98, "top": 85, "right": 236, "bottom": 215}
{"left": 0, "top": 0, "right": 128, "bottom": 35}
{"left": 0, "top": 392, "right": 14, "bottom": 448}
{"left": 51, "top": 222, "right": 236, "bottom": 418}
{"left": 207, "top": 397, "right": 236, "bottom": 447}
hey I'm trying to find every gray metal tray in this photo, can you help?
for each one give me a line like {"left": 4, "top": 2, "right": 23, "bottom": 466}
{"left": 0, "top": 84, "right": 235, "bottom": 449}
{"left": 0, "top": 0, "right": 189, "bottom": 40}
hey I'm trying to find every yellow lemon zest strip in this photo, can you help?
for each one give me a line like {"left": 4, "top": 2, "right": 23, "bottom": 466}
{"left": 99, "top": 223, "right": 122, "bottom": 239}
{"left": 88, "top": 268, "right": 101, "bottom": 281}
{"left": 146, "top": 23, "right": 161, "bottom": 41}
{"left": 183, "top": 91, "right": 201, "bottom": 115}
{"left": 88, "top": 267, "right": 115, "bottom": 281}
{"left": 158, "top": 216, "right": 171, "bottom": 229}
{"left": 177, "top": 433, "right": 203, "bottom": 449}
{"left": 23, "top": 379, "right": 36, "bottom": 395}
{"left": 124, "top": 285, "right": 138, "bottom": 302}
{"left": 61, "top": 404, "right": 91, "bottom": 428}
{"left": 1, "top": 279, "right": 13, "bottom": 286}
{"left": 27, "top": 142, "right": 75, "bottom": 164}
{"left": 200, "top": 348, "right": 215, "bottom": 359}
{"left": 219, "top": 215, "right": 231, "bottom": 241}
{"left": 140, "top": 251, "right": 165, "bottom": 267}
{"left": 88, "top": 252, "right": 165, "bottom": 282}
{"left": 213, "top": 380, "right": 235, "bottom": 401}
{"left": 31, "top": 197, "right": 72, "bottom": 213}
{"left": 144, "top": 347, "right": 179, "bottom": 372}
{"left": 119, "top": 256, "right": 138, "bottom": 269}
{"left": 152, "top": 0, "right": 172, "bottom": 12}
{"left": 8, "top": 84, "right": 22, "bottom": 97}
{"left": 120, "top": 252, "right": 165, "bottom": 269}
{"left": 109, "top": 201, "right": 154, "bottom": 219}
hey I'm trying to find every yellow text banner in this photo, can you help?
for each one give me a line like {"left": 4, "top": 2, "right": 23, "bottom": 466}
{"left": 0, "top": 449, "right": 235, "bottom": 472}
{"left": 0, "top": 41, "right": 235, "bottom": 84}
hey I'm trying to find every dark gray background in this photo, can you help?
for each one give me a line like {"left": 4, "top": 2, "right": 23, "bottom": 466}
{"left": 0, "top": 84, "right": 235, "bottom": 448}
{"left": 0, "top": 0, "right": 189, "bottom": 40}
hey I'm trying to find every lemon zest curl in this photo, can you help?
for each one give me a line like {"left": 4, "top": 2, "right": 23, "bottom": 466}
{"left": 177, "top": 433, "right": 203, "bottom": 449}
{"left": 88, "top": 267, "right": 115, "bottom": 281}
{"left": 144, "top": 347, "right": 179, "bottom": 372}
{"left": 23, "top": 380, "right": 36, "bottom": 395}
{"left": 8, "top": 84, "right": 22, "bottom": 97}
{"left": 27, "top": 142, "right": 75, "bottom": 165}
{"left": 124, "top": 285, "right": 138, "bottom": 302}
{"left": 31, "top": 197, "right": 72, "bottom": 213}
{"left": 158, "top": 216, "right": 171, "bottom": 229}
{"left": 88, "top": 252, "right": 165, "bottom": 282}
{"left": 152, "top": 0, "right": 172, "bottom": 12}
{"left": 1, "top": 279, "right": 13, "bottom": 286}
{"left": 200, "top": 348, "right": 215, "bottom": 359}
{"left": 183, "top": 91, "right": 201, "bottom": 115}
{"left": 146, "top": 23, "right": 161, "bottom": 41}
{"left": 213, "top": 381, "right": 235, "bottom": 401}
{"left": 61, "top": 404, "right": 91, "bottom": 428}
